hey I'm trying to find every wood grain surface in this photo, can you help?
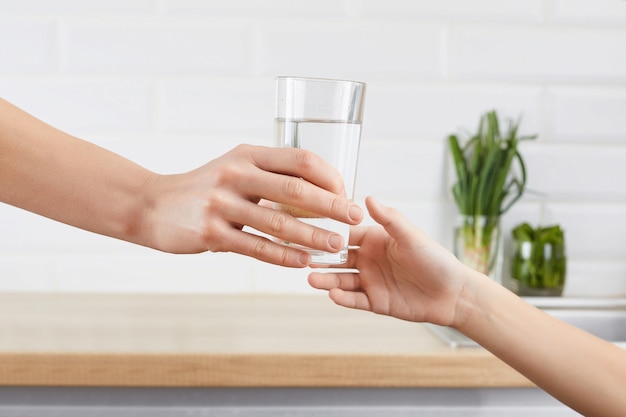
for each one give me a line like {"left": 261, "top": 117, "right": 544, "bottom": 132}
{"left": 0, "top": 293, "right": 531, "bottom": 387}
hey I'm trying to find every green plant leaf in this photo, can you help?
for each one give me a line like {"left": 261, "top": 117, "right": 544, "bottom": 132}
{"left": 446, "top": 110, "right": 535, "bottom": 217}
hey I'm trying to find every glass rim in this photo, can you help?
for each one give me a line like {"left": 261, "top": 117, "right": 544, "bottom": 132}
{"left": 275, "top": 76, "right": 366, "bottom": 87}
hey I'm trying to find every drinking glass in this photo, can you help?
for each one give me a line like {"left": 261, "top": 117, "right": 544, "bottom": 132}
{"left": 273, "top": 76, "right": 366, "bottom": 265}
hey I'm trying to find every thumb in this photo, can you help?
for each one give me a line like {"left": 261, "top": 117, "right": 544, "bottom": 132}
{"left": 365, "top": 196, "right": 416, "bottom": 244}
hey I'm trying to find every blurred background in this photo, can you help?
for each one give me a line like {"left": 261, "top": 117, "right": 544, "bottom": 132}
{"left": 0, "top": 0, "right": 625, "bottom": 296}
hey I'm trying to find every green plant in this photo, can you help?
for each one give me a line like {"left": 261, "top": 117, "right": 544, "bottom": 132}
{"left": 511, "top": 223, "right": 566, "bottom": 291}
{"left": 448, "top": 110, "right": 536, "bottom": 275}
{"left": 448, "top": 110, "right": 536, "bottom": 217}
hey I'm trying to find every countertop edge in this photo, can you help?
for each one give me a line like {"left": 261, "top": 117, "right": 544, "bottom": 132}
{"left": 0, "top": 351, "right": 533, "bottom": 388}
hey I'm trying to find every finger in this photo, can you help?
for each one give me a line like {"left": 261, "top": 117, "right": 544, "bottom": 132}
{"left": 329, "top": 288, "right": 372, "bottom": 312}
{"left": 308, "top": 271, "right": 373, "bottom": 312}
{"left": 308, "top": 272, "right": 362, "bottom": 291}
{"left": 365, "top": 196, "right": 416, "bottom": 244}
{"left": 243, "top": 145, "right": 363, "bottom": 225}
{"left": 220, "top": 227, "right": 312, "bottom": 268}
{"left": 307, "top": 272, "right": 335, "bottom": 290}
{"left": 246, "top": 171, "right": 363, "bottom": 225}
{"left": 347, "top": 225, "right": 372, "bottom": 247}
{"left": 228, "top": 200, "right": 344, "bottom": 254}
{"left": 248, "top": 146, "right": 345, "bottom": 195}
{"left": 258, "top": 199, "right": 272, "bottom": 209}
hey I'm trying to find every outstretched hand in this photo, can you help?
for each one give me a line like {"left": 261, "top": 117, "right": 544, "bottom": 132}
{"left": 308, "top": 196, "right": 469, "bottom": 327}
{"left": 145, "top": 144, "right": 363, "bottom": 267}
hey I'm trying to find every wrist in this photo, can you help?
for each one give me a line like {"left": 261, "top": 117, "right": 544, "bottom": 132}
{"left": 127, "top": 170, "right": 162, "bottom": 250}
{"left": 135, "top": 172, "right": 207, "bottom": 254}
{"left": 451, "top": 267, "right": 524, "bottom": 348}
{"left": 449, "top": 266, "right": 493, "bottom": 333}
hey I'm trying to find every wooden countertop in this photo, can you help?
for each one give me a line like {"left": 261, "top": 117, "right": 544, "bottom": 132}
{"left": 0, "top": 293, "right": 531, "bottom": 388}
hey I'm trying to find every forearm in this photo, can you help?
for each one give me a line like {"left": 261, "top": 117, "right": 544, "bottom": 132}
{"left": 456, "top": 272, "right": 626, "bottom": 417}
{"left": 0, "top": 99, "right": 154, "bottom": 247}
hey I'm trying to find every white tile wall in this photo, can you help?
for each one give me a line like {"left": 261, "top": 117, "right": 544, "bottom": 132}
{"left": 0, "top": 0, "right": 625, "bottom": 297}
{"left": 450, "top": 26, "right": 626, "bottom": 82}
{"left": 63, "top": 19, "right": 251, "bottom": 76}
{"left": 553, "top": 0, "right": 626, "bottom": 23}
{"left": 0, "top": 19, "right": 56, "bottom": 73}
{"left": 549, "top": 87, "right": 626, "bottom": 140}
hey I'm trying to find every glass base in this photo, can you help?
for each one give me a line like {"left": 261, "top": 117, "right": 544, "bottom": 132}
{"left": 515, "top": 282, "right": 564, "bottom": 297}
{"left": 307, "top": 249, "right": 348, "bottom": 265}
{"left": 274, "top": 238, "right": 348, "bottom": 265}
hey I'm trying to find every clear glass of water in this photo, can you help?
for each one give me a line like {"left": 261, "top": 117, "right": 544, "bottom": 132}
{"left": 273, "top": 76, "right": 367, "bottom": 265}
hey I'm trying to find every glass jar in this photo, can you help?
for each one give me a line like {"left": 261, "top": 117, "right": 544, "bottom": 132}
{"left": 510, "top": 227, "right": 567, "bottom": 297}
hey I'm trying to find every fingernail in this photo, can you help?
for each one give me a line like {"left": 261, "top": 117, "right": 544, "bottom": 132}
{"left": 299, "top": 252, "right": 311, "bottom": 265}
{"left": 349, "top": 205, "right": 363, "bottom": 222}
{"left": 329, "top": 234, "right": 343, "bottom": 250}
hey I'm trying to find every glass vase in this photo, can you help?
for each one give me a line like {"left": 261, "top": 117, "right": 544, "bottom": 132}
{"left": 510, "top": 240, "right": 567, "bottom": 297}
{"left": 454, "top": 215, "right": 504, "bottom": 284}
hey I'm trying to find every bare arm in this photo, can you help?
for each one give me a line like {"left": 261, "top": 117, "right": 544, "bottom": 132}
{"left": 309, "top": 196, "right": 626, "bottom": 417}
{"left": 0, "top": 98, "right": 152, "bottom": 245}
{"left": 0, "top": 98, "right": 363, "bottom": 266}
{"left": 457, "top": 275, "right": 626, "bottom": 417}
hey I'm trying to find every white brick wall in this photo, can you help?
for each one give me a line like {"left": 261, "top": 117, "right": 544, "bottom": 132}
{"left": 0, "top": 0, "right": 625, "bottom": 297}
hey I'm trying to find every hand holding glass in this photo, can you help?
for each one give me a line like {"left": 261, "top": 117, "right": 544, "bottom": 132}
{"left": 273, "top": 77, "right": 366, "bottom": 265}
